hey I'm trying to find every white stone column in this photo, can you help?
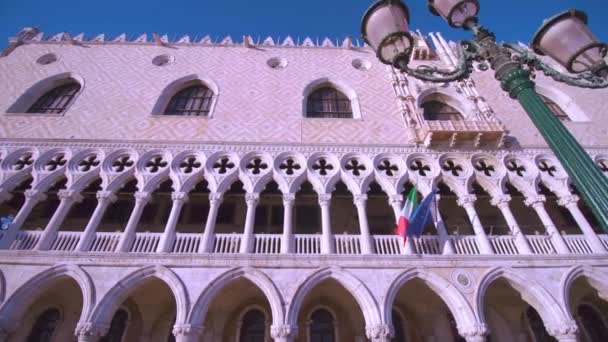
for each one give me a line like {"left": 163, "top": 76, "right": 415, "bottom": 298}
{"left": 491, "top": 195, "right": 533, "bottom": 255}
{"left": 366, "top": 324, "right": 392, "bottom": 342}
{"left": 199, "top": 192, "right": 223, "bottom": 253}
{"left": 172, "top": 324, "right": 204, "bottom": 342}
{"left": 354, "top": 194, "right": 374, "bottom": 254}
{"left": 525, "top": 196, "right": 570, "bottom": 254}
{"left": 457, "top": 195, "right": 494, "bottom": 255}
{"left": 35, "top": 190, "right": 83, "bottom": 251}
{"left": 116, "top": 192, "right": 151, "bottom": 253}
{"left": 240, "top": 193, "right": 259, "bottom": 253}
{"left": 271, "top": 324, "right": 297, "bottom": 342}
{"left": 74, "top": 322, "right": 107, "bottom": 342}
{"left": 281, "top": 194, "right": 295, "bottom": 254}
{"left": 318, "top": 194, "right": 335, "bottom": 254}
{"left": 546, "top": 321, "right": 579, "bottom": 342}
{"left": 75, "top": 191, "right": 117, "bottom": 252}
{"left": 0, "top": 190, "right": 47, "bottom": 249}
{"left": 558, "top": 195, "right": 607, "bottom": 253}
{"left": 157, "top": 192, "right": 189, "bottom": 253}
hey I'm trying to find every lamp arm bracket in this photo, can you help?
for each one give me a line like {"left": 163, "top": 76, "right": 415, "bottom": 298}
{"left": 504, "top": 43, "right": 608, "bottom": 89}
{"left": 402, "top": 41, "right": 476, "bottom": 83}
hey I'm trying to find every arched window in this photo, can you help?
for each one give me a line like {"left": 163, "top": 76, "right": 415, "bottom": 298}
{"left": 392, "top": 309, "right": 407, "bottom": 342}
{"left": 577, "top": 304, "right": 608, "bottom": 342}
{"left": 526, "top": 306, "right": 557, "bottom": 342}
{"left": 164, "top": 82, "right": 214, "bottom": 116}
{"left": 100, "top": 309, "right": 129, "bottom": 342}
{"left": 422, "top": 100, "right": 464, "bottom": 121}
{"left": 239, "top": 309, "right": 266, "bottom": 342}
{"left": 27, "top": 82, "right": 81, "bottom": 114}
{"left": 306, "top": 87, "right": 353, "bottom": 118}
{"left": 540, "top": 95, "right": 570, "bottom": 121}
{"left": 310, "top": 309, "right": 335, "bottom": 342}
{"left": 26, "top": 308, "right": 61, "bottom": 342}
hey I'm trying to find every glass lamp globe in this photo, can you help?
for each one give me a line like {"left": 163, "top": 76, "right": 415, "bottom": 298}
{"left": 428, "top": 0, "right": 480, "bottom": 28}
{"left": 532, "top": 9, "right": 608, "bottom": 74}
{"left": 361, "top": 0, "right": 414, "bottom": 69}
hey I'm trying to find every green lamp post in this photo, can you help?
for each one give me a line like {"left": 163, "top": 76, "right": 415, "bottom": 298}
{"left": 361, "top": 0, "right": 608, "bottom": 232}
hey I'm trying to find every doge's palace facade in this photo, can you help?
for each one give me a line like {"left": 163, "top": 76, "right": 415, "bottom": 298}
{"left": 0, "top": 27, "right": 607, "bottom": 342}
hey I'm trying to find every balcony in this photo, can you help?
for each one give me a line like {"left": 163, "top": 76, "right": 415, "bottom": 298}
{"left": 5, "top": 230, "right": 607, "bottom": 256}
{"left": 420, "top": 120, "right": 506, "bottom": 148}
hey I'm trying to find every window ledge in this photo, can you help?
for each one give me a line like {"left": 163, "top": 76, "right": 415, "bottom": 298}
{"left": 3, "top": 112, "right": 66, "bottom": 117}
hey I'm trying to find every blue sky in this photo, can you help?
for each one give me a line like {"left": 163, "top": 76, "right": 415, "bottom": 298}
{"left": 1, "top": 0, "right": 607, "bottom": 48}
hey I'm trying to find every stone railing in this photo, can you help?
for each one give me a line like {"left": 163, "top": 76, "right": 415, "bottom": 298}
{"left": 4, "top": 231, "right": 608, "bottom": 257}
{"left": 294, "top": 235, "right": 321, "bottom": 254}
{"left": 130, "top": 232, "right": 161, "bottom": 253}
{"left": 213, "top": 234, "right": 241, "bottom": 254}
{"left": 253, "top": 234, "right": 281, "bottom": 254}
{"left": 90, "top": 232, "right": 121, "bottom": 253}
{"left": 420, "top": 120, "right": 505, "bottom": 148}
{"left": 335, "top": 235, "right": 361, "bottom": 255}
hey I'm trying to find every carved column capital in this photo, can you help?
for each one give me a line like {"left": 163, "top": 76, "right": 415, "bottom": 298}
{"left": 490, "top": 194, "right": 512, "bottom": 208}
{"left": 270, "top": 324, "right": 297, "bottom": 338}
{"left": 283, "top": 193, "right": 296, "bottom": 205}
{"left": 134, "top": 191, "right": 152, "bottom": 204}
{"left": 58, "top": 189, "right": 84, "bottom": 203}
{"left": 557, "top": 195, "right": 579, "bottom": 208}
{"left": 545, "top": 321, "right": 578, "bottom": 340}
{"left": 171, "top": 192, "right": 189, "bottom": 203}
{"left": 96, "top": 191, "right": 117, "bottom": 203}
{"left": 209, "top": 192, "right": 224, "bottom": 204}
{"left": 457, "top": 195, "right": 477, "bottom": 207}
{"left": 318, "top": 194, "right": 332, "bottom": 206}
{"left": 172, "top": 324, "right": 204, "bottom": 337}
{"left": 75, "top": 322, "right": 109, "bottom": 339}
{"left": 366, "top": 324, "right": 393, "bottom": 339}
{"left": 354, "top": 194, "right": 368, "bottom": 207}
{"left": 524, "top": 195, "right": 546, "bottom": 208}
{"left": 245, "top": 193, "right": 259, "bottom": 206}
{"left": 457, "top": 323, "right": 489, "bottom": 339}
{"left": 24, "top": 189, "right": 47, "bottom": 202}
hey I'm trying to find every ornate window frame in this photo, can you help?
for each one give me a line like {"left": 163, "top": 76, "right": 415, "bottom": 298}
{"left": 234, "top": 304, "right": 271, "bottom": 342}
{"left": 535, "top": 85, "right": 590, "bottom": 123}
{"left": 151, "top": 74, "right": 220, "bottom": 119}
{"left": 416, "top": 89, "right": 472, "bottom": 122}
{"left": 6, "top": 72, "right": 85, "bottom": 116}
{"left": 302, "top": 78, "right": 362, "bottom": 120}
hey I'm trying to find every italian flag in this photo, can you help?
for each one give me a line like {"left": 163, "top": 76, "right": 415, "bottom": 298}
{"left": 394, "top": 187, "right": 418, "bottom": 244}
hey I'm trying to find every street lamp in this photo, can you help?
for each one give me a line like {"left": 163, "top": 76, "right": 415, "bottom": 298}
{"left": 361, "top": 0, "right": 608, "bottom": 232}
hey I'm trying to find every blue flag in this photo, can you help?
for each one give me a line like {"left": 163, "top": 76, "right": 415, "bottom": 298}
{"left": 406, "top": 191, "right": 437, "bottom": 238}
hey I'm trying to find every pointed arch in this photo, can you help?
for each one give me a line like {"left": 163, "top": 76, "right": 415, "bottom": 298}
{"left": 302, "top": 78, "right": 362, "bottom": 119}
{"left": 89, "top": 265, "right": 188, "bottom": 326}
{"left": 383, "top": 268, "right": 477, "bottom": 331}
{"left": 560, "top": 265, "right": 608, "bottom": 314}
{"left": 417, "top": 88, "right": 473, "bottom": 121}
{"left": 286, "top": 267, "right": 381, "bottom": 328}
{"left": 536, "top": 84, "right": 589, "bottom": 122}
{"left": 6, "top": 72, "right": 85, "bottom": 114}
{"left": 188, "top": 267, "right": 285, "bottom": 327}
{"left": 151, "top": 74, "right": 219, "bottom": 117}
{"left": 475, "top": 267, "right": 570, "bottom": 327}
{"left": 0, "top": 264, "right": 94, "bottom": 327}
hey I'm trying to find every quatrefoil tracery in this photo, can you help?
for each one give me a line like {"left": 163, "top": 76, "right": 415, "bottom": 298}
{"left": 538, "top": 161, "right": 558, "bottom": 178}
{"left": 410, "top": 160, "right": 431, "bottom": 177}
{"left": 246, "top": 158, "right": 268, "bottom": 175}
{"left": 474, "top": 160, "right": 495, "bottom": 177}
{"left": 442, "top": 160, "right": 464, "bottom": 177}
{"left": 377, "top": 159, "right": 399, "bottom": 177}
{"left": 78, "top": 155, "right": 100, "bottom": 172}
{"left": 312, "top": 158, "right": 334, "bottom": 176}
{"left": 179, "top": 157, "right": 202, "bottom": 174}
{"left": 145, "top": 156, "right": 168, "bottom": 173}
{"left": 112, "top": 156, "right": 134, "bottom": 173}
{"left": 45, "top": 154, "right": 67, "bottom": 171}
{"left": 213, "top": 157, "right": 235, "bottom": 174}
{"left": 345, "top": 159, "right": 366, "bottom": 177}
{"left": 13, "top": 154, "right": 34, "bottom": 171}
{"left": 599, "top": 160, "right": 608, "bottom": 173}
{"left": 506, "top": 160, "right": 526, "bottom": 177}
{"left": 279, "top": 158, "right": 301, "bottom": 176}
